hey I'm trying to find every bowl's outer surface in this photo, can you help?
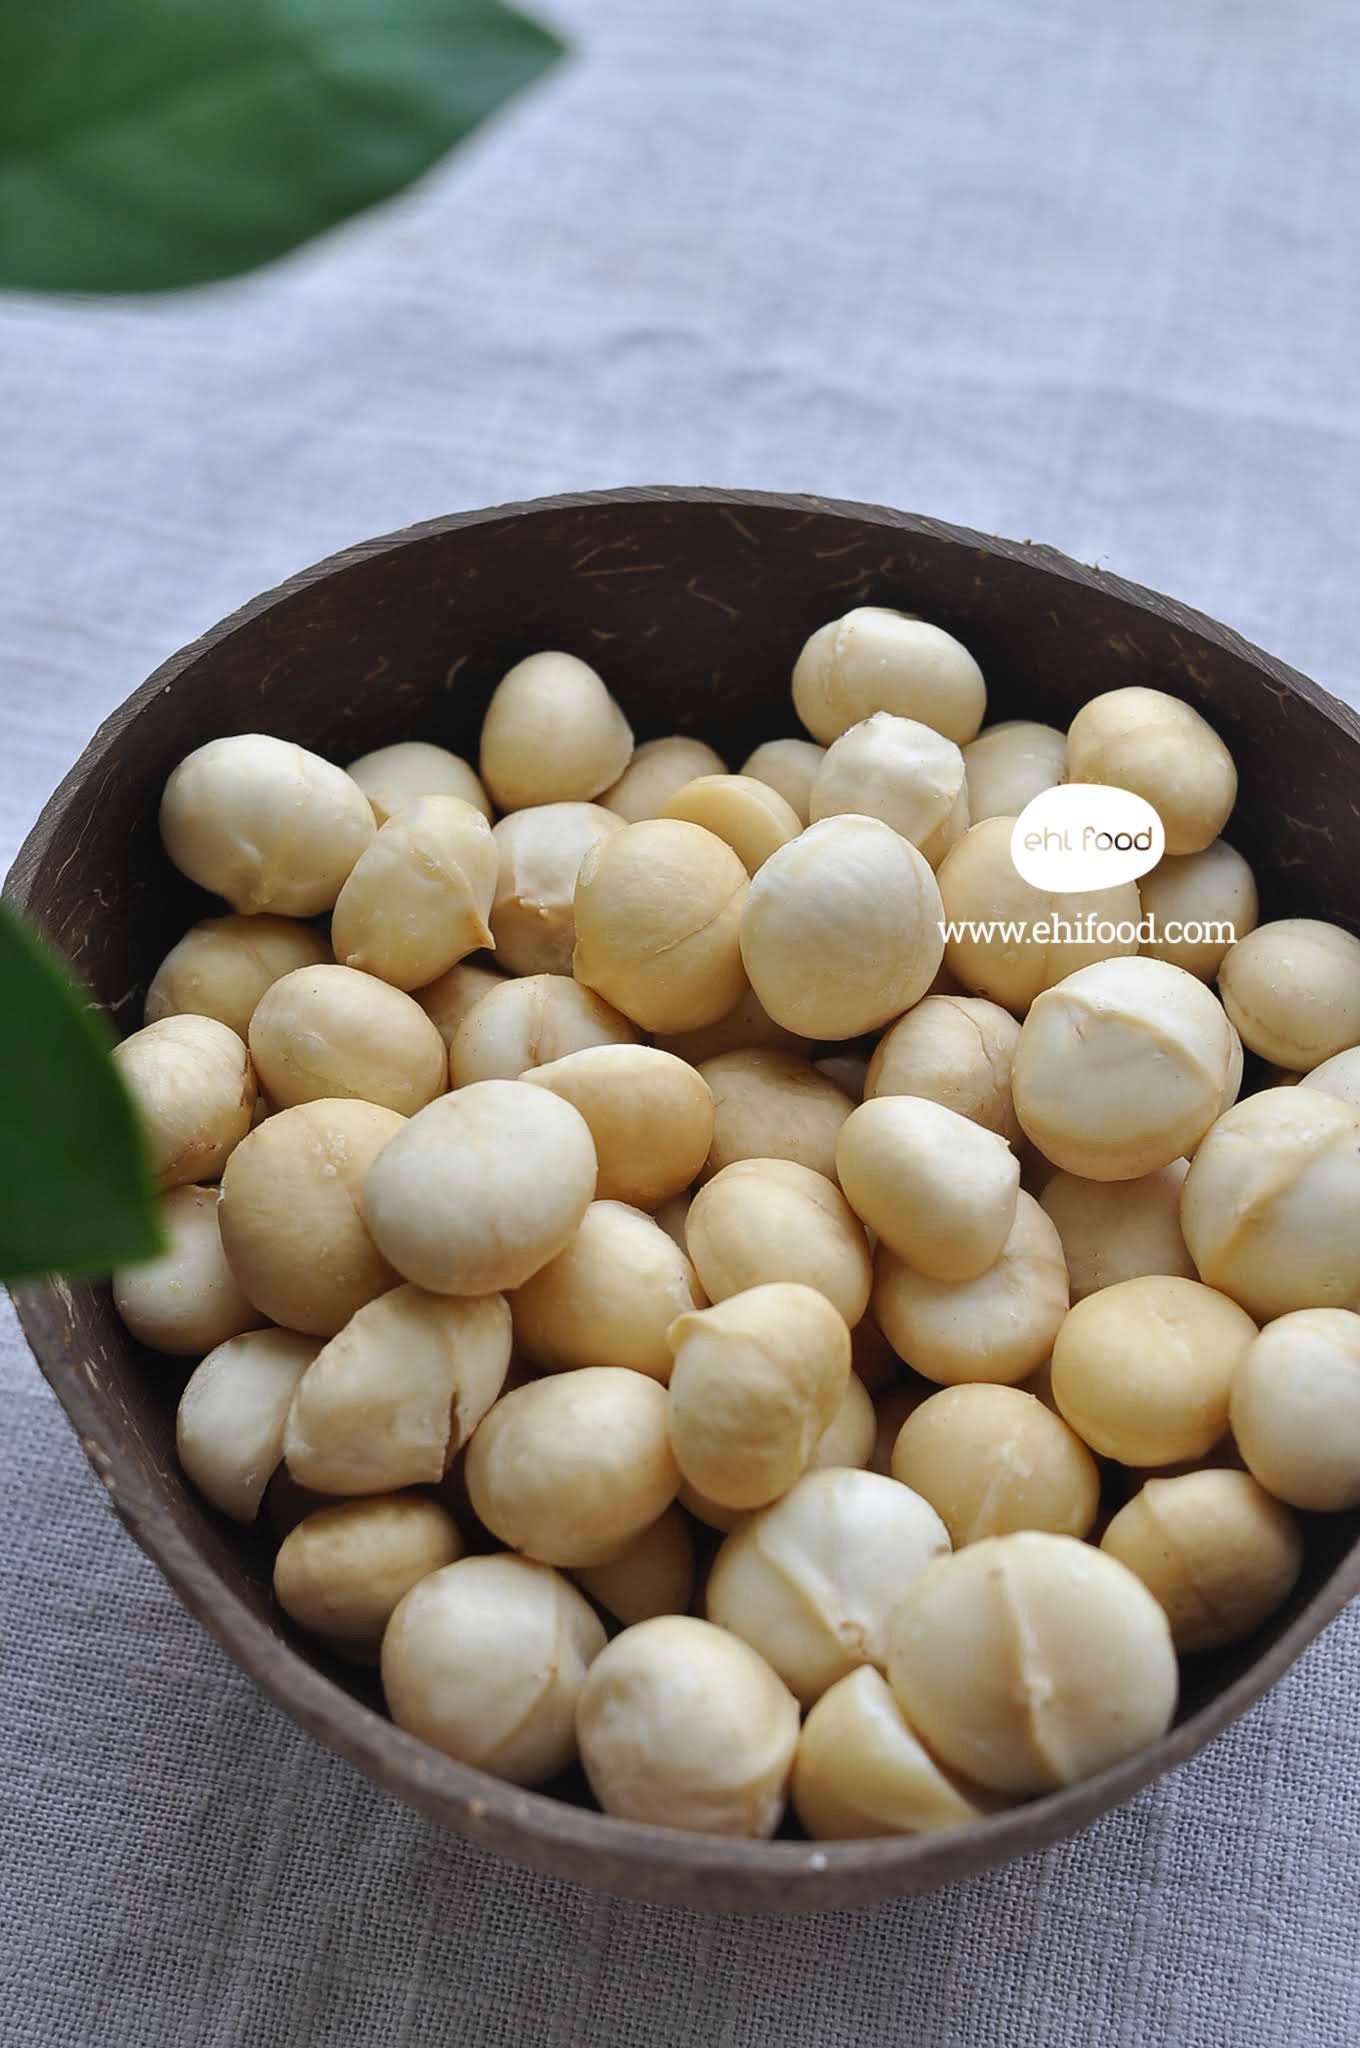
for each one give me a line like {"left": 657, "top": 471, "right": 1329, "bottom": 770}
{"left": 6, "top": 487, "right": 1360, "bottom": 1912}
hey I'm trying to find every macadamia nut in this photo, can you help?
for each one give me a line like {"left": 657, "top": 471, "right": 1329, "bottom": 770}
{"left": 520, "top": 1045, "right": 714, "bottom": 1208}
{"left": 963, "top": 720, "right": 1066, "bottom": 824}
{"left": 698, "top": 1048, "right": 853, "bottom": 1183}
{"left": 480, "top": 652, "right": 633, "bottom": 811}
{"left": 275, "top": 1493, "right": 464, "bottom": 1662}
{"left": 113, "top": 1014, "right": 256, "bottom": 1188}
{"left": 248, "top": 964, "right": 446, "bottom": 1115}
{"left": 865, "top": 993, "right": 1022, "bottom": 1145}
{"left": 1040, "top": 1160, "right": 1194, "bottom": 1301}
{"left": 873, "top": 1192, "right": 1068, "bottom": 1387}
{"left": 450, "top": 973, "right": 637, "bottom": 1086}
{"left": 792, "top": 609, "right": 986, "bottom": 746}
{"left": 414, "top": 959, "right": 505, "bottom": 1051}
{"left": 1219, "top": 917, "right": 1360, "bottom": 1069}
{"left": 807, "top": 1370, "right": 877, "bottom": 1471}
{"left": 573, "top": 818, "right": 749, "bottom": 1033}
{"left": 331, "top": 794, "right": 497, "bottom": 990}
{"left": 573, "top": 1507, "right": 696, "bottom": 1626}
{"left": 1230, "top": 1308, "right": 1360, "bottom": 1510}
{"left": 113, "top": 1183, "right": 258, "bottom": 1355}
{"left": 1101, "top": 1469, "right": 1301, "bottom": 1652}
{"left": 810, "top": 712, "right": 969, "bottom": 867}
{"left": 599, "top": 734, "right": 726, "bottom": 822}
{"left": 740, "top": 737, "right": 825, "bottom": 824}
{"left": 145, "top": 914, "right": 330, "bottom": 1038}
{"left": 836, "top": 1096, "right": 1020, "bottom": 1281}
{"left": 1066, "top": 686, "right": 1237, "bottom": 856}
{"left": 1301, "top": 1045, "right": 1360, "bottom": 1111}
{"left": 177, "top": 1328, "right": 321, "bottom": 1522}
{"left": 660, "top": 773, "right": 802, "bottom": 875}
{"left": 654, "top": 986, "right": 810, "bottom": 1065}
{"left": 686, "top": 1158, "right": 872, "bottom": 1327}
{"left": 489, "top": 801, "right": 623, "bottom": 976}
{"left": 1139, "top": 840, "right": 1258, "bottom": 980}
{"left": 890, "top": 1384, "right": 1100, "bottom": 1545}
{"left": 510, "top": 1200, "right": 704, "bottom": 1381}
{"left": 793, "top": 1666, "right": 994, "bottom": 1839}
{"left": 345, "top": 740, "right": 491, "bottom": 825}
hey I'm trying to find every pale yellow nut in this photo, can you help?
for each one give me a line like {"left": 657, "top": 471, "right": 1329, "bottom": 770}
{"left": 510, "top": 1199, "right": 704, "bottom": 1382}
{"left": 479, "top": 651, "right": 633, "bottom": 812}
{"left": 792, "top": 608, "right": 986, "bottom": 745}
{"left": 520, "top": 1044, "right": 714, "bottom": 1208}
{"left": 807, "top": 1371, "right": 877, "bottom": 1471}
{"left": 573, "top": 1507, "right": 696, "bottom": 1626}
{"left": 1219, "top": 917, "right": 1360, "bottom": 1069}
{"left": 792, "top": 1666, "right": 997, "bottom": 1839}
{"left": 1138, "top": 840, "right": 1257, "bottom": 980}
{"left": 653, "top": 1191, "right": 692, "bottom": 1255}
{"left": 573, "top": 818, "right": 749, "bottom": 1033}
{"left": 890, "top": 1383, "right": 1099, "bottom": 1546}
{"left": 330, "top": 794, "right": 497, "bottom": 990}
{"left": 274, "top": 1493, "right": 464, "bottom": 1663}
{"left": 740, "top": 737, "right": 825, "bottom": 824}
{"left": 1040, "top": 1159, "right": 1194, "bottom": 1301}
{"left": 836, "top": 1096, "right": 1019, "bottom": 1281}
{"left": 865, "top": 992, "right": 1022, "bottom": 1146}
{"left": 449, "top": 972, "right": 637, "bottom": 1087}
{"left": 962, "top": 719, "right": 1066, "bottom": 825}
{"left": 144, "top": 914, "right": 330, "bottom": 1038}
{"left": 686, "top": 1158, "right": 872, "bottom": 1327}
{"left": 1066, "top": 685, "right": 1237, "bottom": 856}
{"left": 113, "top": 1183, "right": 258, "bottom": 1356}
{"left": 489, "top": 801, "right": 624, "bottom": 976}
{"left": 653, "top": 986, "right": 811, "bottom": 1065}
{"left": 345, "top": 739, "right": 491, "bottom": 825}
{"left": 248, "top": 964, "right": 447, "bottom": 1116}
{"left": 697, "top": 1047, "right": 853, "bottom": 1183}
{"left": 810, "top": 712, "right": 969, "bottom": 867}
{"left": 1100, "top": 1469, "right": 1301, "bottom": 1653}
{"left": 660, "top": 773, "right": 802, "bottom": 874}
{"left": 414, "top": 958, "right": 505, "bottom": 1051}
{"left": 870, "top": 1382, "right": 934, "bottom": 1474}
{"left": 1301, "top": 1045, "right": 1360, "bottom": 1112}
{"left": 873, "top": 1192, "right": 1068, "bottom": 1388}
{"left": 113, "top": 1014, "right": 256, "bottom": 1189}
{"left": 1230, "top": 1308, "right": 1360, "bottom": 1511}
{"left": 176, "top": 1328, "right": 322, "bottom": 1522}
{"left": 599, "top": 734, "right": 726, "bottom": 822}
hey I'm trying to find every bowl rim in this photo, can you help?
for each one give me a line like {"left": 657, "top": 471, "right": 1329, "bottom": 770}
{"left": 7, "top": 483, "right": 1360, "bottom": 1912}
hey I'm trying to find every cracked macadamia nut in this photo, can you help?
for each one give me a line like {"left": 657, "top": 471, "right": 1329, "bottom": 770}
{"left": 160, "top": 734, "right": 375, "bottom": 914}
{"left": 248, "top": 964, "right": 446, "bottom": 1116}
{"left": 113, "top": 1184, "right": 258, "bottom": 1355}
{"left": 480, "top": 652, "right": 633, "bottom": 812}
{"left": 889, "top": 1533, "right": 1178, "bottom": 1794}
{"left": 382, "top": 1554, "right": 606, "bottom": 1784}
{"left": 836, "top": 1096, "right": 1020, "bottom": 1282}
{"left": 1301, "top": 1045, "right": 1360, "bottom": 1111}
{"left": 145, "top": 914, "right": 330, "bottom": 1038}
{"left": 660, "top": 773, "right": 802, "bottom": 875}
{"left": 345, "top": 740, "right": 491, "bottom": 825}
{"left": 962, "top": 719, "right": 1066, "bottom": 825}
{"left": 1051, "top": 1275, "right": 1255, "bottom": 1465}
{"left": 654, "top": 985, "right": 810, "bottom": 1065}
{"left": 520, "top": 1045, "right": 714, "bottom": 1209}
{"left": 489, "top": 801, "right": 623, "bottom": 976}
{"left": 1218, "top": 918, "right": 1360, "bottom": 1069}
{"left": 686, "top": 1158, "right": 872, "bottom": 1326}
{"left": 573, "top": 818, "right": 749, "bottom": 1033}
{"left": 1139, "top": 840, "right": 1258, "bottom": 980}
{"left": 740, "top": 737, "right": 825, "bottom": 824}
{"left": 792, "top": 608, "right": 986, "bottom": 746}
{"left": 666, "top": 1282, "right": 850, "bottom": 1510}
{"left": 114, "top": 1014, "right": 256, "bottom": 1189}
{"left": 510, "top": 1200, "right": 704, "bottom": 1381}
{"left": 810, "top": 712, "right": 969, "bottom": 867}
{"left": 1180, "top": 1087, "right": 1360, "bottom": 1320}
{"left": 890, "top": 1384, "right": 1100, "bottom": 1546}
{"left": 218, "top": 1099, "right": 403, "bottom": 1335}
{"left": 793, "top": 1666, "right": 995, "bottom": 1839}
{"left": 576, "top": 1614, "right": 799, "bottom": 1835}
{"left": 1230, "top": 1309, "right": 1360, "bottom": 1510}
{"left": 573, "top": 1506, "right": 696, "bottom": 1626}
{"left": 706, "top": 1468, "right": 950, "bottom": 1707}
{"left": 742, "top": 814, "right": 945, "bottom": 1040}
{"left": 414, "top": 959, "right": 505, "bottom": 1051}
{"left": 330, "top": 794, "right": 497, "bottom": 990}
{"left": 1012, "top": 957, "right": 1236, "bottom": 1179}
{"left": 1040, "top": 1160, "right": 1194, "bottom": 1301}
{"left": 873, "top": 1192, "right": 1068, "bottom": 1388}
{"left": 865, "top": 992, "right": 1022, "bottom": 1145}
{"left": 1066, "top": 686, "right": 1237, "bottom": 856}
{"left": 363, "top": 1079, "right": 596, "bottom": 1295}
{"left": 466, "top": 1367, "right": 679, "bottom": 1566}
{"left": 599, "top": 734, "right": 726, "bottom": 822}
{"left": 284, "top": 1285, "right": 511, "bottom": 1494}
{"left": 275, "top": 1493, "right": 463, "bottom": 1662}
{"left": 177, "top": 1328, "right": 321, "bottom": 1522}
{"left": 698, "top": 1048, "right": 853, "bottom": 1183}
{"left": 1100, "top": 1470, "right": 1301, "bottom": 1653}
{"left": 449, "top": 972, "right": 636, "bottom": 1086}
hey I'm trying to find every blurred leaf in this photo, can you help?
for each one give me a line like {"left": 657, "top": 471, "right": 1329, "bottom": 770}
{"left": 0, "top": 0, "right": 562, "bottom": 293}
{"left": 0, "top": 902, "right": 162, "bottom": 1282}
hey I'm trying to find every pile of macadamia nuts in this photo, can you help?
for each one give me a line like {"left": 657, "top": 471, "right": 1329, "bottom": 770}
{"left": 109, "top": 610, "right": 1360, "bottom": 1845}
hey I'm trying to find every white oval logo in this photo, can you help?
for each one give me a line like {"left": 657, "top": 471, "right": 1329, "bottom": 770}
{"left": 1010, "top": 784, "right": 1164, "bottom": 893}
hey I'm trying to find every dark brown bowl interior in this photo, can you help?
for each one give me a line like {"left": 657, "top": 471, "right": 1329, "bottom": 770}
{"left": 7, "top": 487, "right": 1360, "bottom": 1913}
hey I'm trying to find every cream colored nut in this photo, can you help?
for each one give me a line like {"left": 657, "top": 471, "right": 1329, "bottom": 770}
{"left": 576, "top": 1614, "right": 799, "bottom": 1835}
{"left": 573, "top": 1507, "right": 696, "bottom": 1626}
{"left": 1139, "top": 840, "right": 1258, "bottom": 980}
{"left": 962, "top": 719, "right": 1066, "bottom": 825}
{"left": 937, "top": 816, "right": 1141, "bottom": 1014}
{"left": 888, "top": 1533, "right": 1177, "bottom": 1794}
{"left": 488, "top": 801, "right": 623, "bottom": 976}
{"left": 1230, "top": 1308, "right": 1360, "bottom": 1510}
{"left": 660, "top": 773, "right": 802, "bottom": 874}
{"left": 836, "top": 1096, "right": 1020, "bottom": 1282}
{"left": 814, "top": 1052, "right": 868, "bottom": 1100}
{"left": 382, "top": 1554, "right": 605, "bottom": 1784}
{"left": 870, "top": 1382, "right": 933, "bottom": 1474}
{"left": 113, "top": 1184, "right": 258, "bottom": 1356}
{"left": 510, "top": 1200, "right": 704, "bottom": 1381}
{"left": 741, "top": 815, "right": 945, "bottom": 1040}
{"left": 865, "top": 993, "right": 1022, "bottom": 1146}
{"left": 740, "top": 737, "right": 825, "bottom": 824}
{"left": 274, "top": 1493, "right": 464, "bottom": 1663}
{"left": 1066, "top": 686, "right": 1237, "bottom": 856}
{"left": 573, "top": 818, "right": 749, "bottom": 1033}
{"left": 160, "top": 734, "right": 375, "bottom": 915}
{"left": 413, "top": 959, "right": 505, "bottom": 1052}
{"left": 248, "top": 964, "right": 446, "bottom": 1116}
{"left": 890, "top": 1384, "right": 1099, "bottom": 1545}
{"left": 465, "top": 1367, "right": 679, "bottom": 1566}
{"left": 706, "top": 1468, "right": 950, "bottom": 1708}
{"left": 1302, "top": 1045, "right": 1360, "bottom": 1112}
{"left": 520, "top": 1045, "right": 714, "bottom": 1208}
{"left": 113, "top": 1014, "right": 256, "bottom": 1189}
{"left": 1100, "top": 1470, "right": 1301, "bottom": 1653}
{"left": 698, "top": 1048, "right": 853, "bottom": 1183}
{"left": 666, "top": 1281, "right": 851, "bottom": 1510}
{"left": 449, "top": 973, "right": 637, "bottom": 1086}
{"left": 674, "top": 1480, "right": 744, "bottom": 1534}
{"left": 807, "top": 1371, "right": 877, "bottom": 1471}
{"left": 686, "top": 1158, "right": 872, "bottom": 1327}
{"left": 176, "top": 1328, "right": 322, "bottom": 1521}
{"left": 345, "top": 740, "right": 491, "bottom": 825}
{"left": 792, "top": 609, "right": 986, "bottom": 745}
{"left": 792, "top": 1666, "right": 994, "bottom": 1839}
{"left": 1219, "top": 917, "right": 1360, "bottom": 1069}
{"left": 284, "top": 1285, "right": 511, "bottom": 1493}
{"left": 599, "top": 734, "right": 726, "bottom": 822}
{"left": 873, "top": 1193, "right": 1068, "bottom": 1387}
{"left": 653, "top": 986, "right": 811, "bottom": 1065}
{"left": 218, "top": 1099, "right": 402, "bottom": 1335}
{"left": 480, "top": 651, "right": 634, "bottom": 811}
{"left": 363, "top": 1079, "right": 596, "bottom": 1295}
{"left": 331, "top": 794, "right": 496, "bottom": 990}
{"left": 1013, "top": 957, "right": 1235, "bottom": 1179}
{"left": 1040, "top": 1160, "right": 1194, "bottom": 1301}
{"left": 653, "top": 1191, "right": 692, "bottom": 1255}
{"left": 1180, "top": 1086, "right": 1360, "bottom": 1320}
{"left": 810, "top": 712, "right": 969, "bottom": 867}
{"left": 1051, "top": 1275, "right": 1255, "bottom": 1465}
{"left": 145, "top": 914, "right": 330, "bottom": 1038}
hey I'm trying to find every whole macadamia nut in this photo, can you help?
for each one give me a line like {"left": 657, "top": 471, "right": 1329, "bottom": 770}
{"left": 113, "top": 1184, "right": 258, "bottom": 1355}
{"left": 145, "top": 914, "right": 330, "bottom": 1038}
{"left": 1066, "top": 686, "right": 1237, "bottom": 856}
{"left": 480, "top": 652, "right": 633, "bottom": 811}
{"left": 510, "top": 1200, "right": 704, "bottom": 1381}
{"left": 1230, "top": 1308, "right": 1360, "bottom": 1510}
{"left": 331, "top": 794, "right": 497, "bottom": 990}
{"left": 807, "top": 1370, "right": 877, "bottom": 1471}
{"left": 836, "top": 1096, "right": 1020, "bottom": 1281}
{"left": 660, "top": 773, "right": 802, "bottom": 875}
{"left": 1040, "top": 1160, "right": 1194, "bottom": 1301}
{"left": 740, "top": 815, "right": 945, "bottom": 1040}
{"left": 382, "top": 1554, "right": 606, "bottom": 1784}
{"left": 520, "top": 1045, "right": 714, "bottom": 1208}
{"left": 865, "top": 992, "right": 1022, "bottom": 1145}
{"left": 576, "top": 1615, "right": 799, "bottom": 1836}
{"left": 792, "top": 609, "right": 986, "bottom": 746}
{"left": 890, "top": 1384, "right": 1099, "bottom": 1545}
{"left": 414, "top": 959, "right": 505, "bottom": 1051}
{"left": 873, "top": 1193, "right": 1068, "bottom": 1387}
{"left": 363, "top": 1079, "right": 596, "bottom": 1295}
{"left": 698, "top": 1048, "right": 853, "bottom": 1183}
{"left": 654, "top": 985, "right": 810, "bottom": 1065}
{"left": 449, "top": 973, "right": 636, "bottom": 1087}
{"left": 810, "top": 712, "right": 969, "bottom": 867}
{"left": 1301, "top": 1045, "right": 1360, "bottom": 1112}
{"left": 177, "top": 1328, "right": 322, "bottom": 1522}
{"left": 599, "top": 734, "right": 726, "bottom": 822}
{"left": 573, "top": 818, "right": 749, "bottom": 1033}
{"left": 248, "top": 964, "right": 446, "bottom": 1115}
{"left": 740, "top": 737, "right": 825, "bottom": 824}
{"left": 1101, "top": 1470, "right": 1301, "bottom": 1653}
{"left": 488, "top": 801, "right": 623, "bottom": 976}
{"left": 113, "top": 1014, "right": 256, "bottom": 1188}
{"left": 275, "top": 1493, "right": 464, "bottom": 1662}
{"left": 1139, "top": 839, "right": 1258, "bottom": 980}
{"left": 1219, "top": 917, "right": 1360, "bottom": 1069}
{"left": 686, "top": 1158, "right": 872, "bottom": 1327}
{"left": 963, "top": 719, "right": 1066, "bottom": 824}
{"left": 345, "top": 739, "right": 491, "bottom": 825}
{"left": 573, "top": 1507, "right": 696, "bottom": 1626}
{"left": 793, "top": 1666, "right": 994, "bottom": 1839}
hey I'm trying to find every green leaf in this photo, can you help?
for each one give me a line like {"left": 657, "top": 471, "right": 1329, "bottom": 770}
{"left": 0, "top": 0, "right": 562, "bottom": 294}
{"left": 0, "top": 903, "right": 162, "bottom": 1282}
